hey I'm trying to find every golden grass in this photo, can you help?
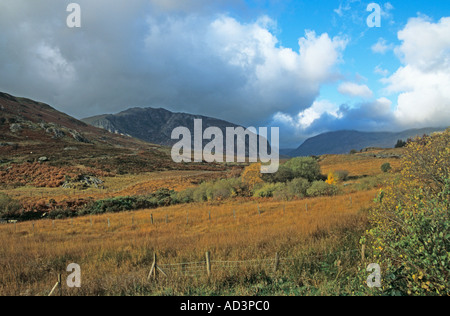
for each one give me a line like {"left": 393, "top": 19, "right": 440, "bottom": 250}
{"left": 0, "top": 170, "right": 225, "bottom": 208}
{"left": 0, "top": 189, "right": 376, "bottom": 296}
{"left": 320, "top": 154, "right": 402, "bottom": 177}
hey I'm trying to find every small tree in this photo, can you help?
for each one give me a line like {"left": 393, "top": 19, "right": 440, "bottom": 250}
{"left": 395, "top": 139, "right": 407, "bottom": 148}
{"left": 325, "top": 172, "right": 337, "bottom": 185}
{"left": 241, "top": 163, "right": 264, "bottom": 190}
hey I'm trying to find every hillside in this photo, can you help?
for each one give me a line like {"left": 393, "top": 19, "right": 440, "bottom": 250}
{"left": 82, "top": 107, "right": 246, "bottom": 147}
{"left": 82, "top": 107, "right": 270, "bottom": 158}
{"left": 0, "top": 92, "right": 226, "bottom": 188}
{"left": 289, "top": 128, "right": 446, "bottom": 157}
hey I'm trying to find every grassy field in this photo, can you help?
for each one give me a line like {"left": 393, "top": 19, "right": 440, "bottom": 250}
{"left": 0, "top": 190, "right": 375, "bottom": 296}
{"left": 0, "top": 150, "right": 401, "bottom": 296}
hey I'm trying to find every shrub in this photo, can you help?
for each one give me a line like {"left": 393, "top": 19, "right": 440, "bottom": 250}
{"left": 186, "top": 178, "right": 245, "bottom": 202}
{"left": 355, "top": 174, "right": 387, "bottom": 191}
{"left": 306, "top": 181, "right": 339, "bottom": 197}
{"left": 80, "top": 189, "right": 177, "bottom": 215}
{"left": 176, "top": 188, "right": 195, "bottom": 203}
{"left": 395, "top": 139, "right": 407, "bottom": 148}
{"left": 192, "top": 182, "right": 209, "bottom": 202}
{"left": 287, "top": 177, "right": 310, "bottom": 198}
{"left": 325, "top": 172, "right": 337, "bottom": 185}
{"left": 334, "top": 170, "right": 350, "bottom": 182}
{"left": 367, "top": 130, "right": 450, "bottom": 295}
{"left": 0, "top": 193, "right": 22, "bottom": 219}
{"left": 381, "top": 163, "right": 392, "bottom": 173}
{"left": 284, "top": 157, "right": 321, "bottom": 182}
{"left": 262, "top": 165, "right": 294, "bottom": 183}
{"left": 241, "top": 163, "right": 264, "bottom": 189}
{"left": 254, "top": 183, "right": 285, "bottom": 198}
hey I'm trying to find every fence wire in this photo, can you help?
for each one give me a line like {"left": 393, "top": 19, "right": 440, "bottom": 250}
{"left": 152, "top": 249, "right": 361, "bottom": 278}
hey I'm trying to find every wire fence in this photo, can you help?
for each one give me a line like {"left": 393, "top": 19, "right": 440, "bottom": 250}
{"left": 148, "top": 248, "right": 364, "bottom": 279}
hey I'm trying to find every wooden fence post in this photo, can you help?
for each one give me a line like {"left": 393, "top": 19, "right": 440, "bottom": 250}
{"left": 206, "top": 251, "right": 211, "bottom": 277}
{"left": 148, "top": 253, "right": 157, "bottom": 280}
{"left": 48, "top": 274, "right": 63, "bottom": 296}
{"left": 147, "top": 252, "right": 167, "bottom": 281}
{"left": 274, "top": 253, "right": 280, "bottom": 273}
{"left": 151, "top": 214, "right": 154, "bottom": 225}
{"left": 58, "top": 274, "right": 62, "bottom": 296}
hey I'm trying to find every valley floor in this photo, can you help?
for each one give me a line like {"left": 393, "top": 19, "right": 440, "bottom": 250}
{"left": 0, "top": 189, "right": 376, "bottom": 296}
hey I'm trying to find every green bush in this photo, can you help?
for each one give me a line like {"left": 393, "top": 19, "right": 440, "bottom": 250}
{"left": 262, "top": 165, "right": 294, "bottom": 183}
{"left": 186, "top": 178, "right": 245, "bottom": 202}
{"left": 254, "top": 183, "right": 285, "bottom": 198}
{"left": 366, "top": 131, "right": 450, "bottom": 296}
{"left": 334, "top": 170, "right": 350, "bottom": 182}
{"left": 284, "top": 157, "right": 321, "bottom": 182}
{"left": 0, "top": 193, "right": 22, "bottom": 219}
{"left": 192, "top": 182, "right": 209, "bottom": 202}
{"left": 287, "top": 177, "right": 311, "bottom": 198}
{"left": 306, "top": 181, "right": 339, "bottom": 197}
{"left": 176, "top": 187, "right": 195, "bottom": 203}
{"left": 80, "top": 189, "right": 176, "bottom": 216}
{"left": 381, "top": 163, "right": 392, "bottom": 173}
{"left": 355, "top": 174, "right": 387, "bottom": 191}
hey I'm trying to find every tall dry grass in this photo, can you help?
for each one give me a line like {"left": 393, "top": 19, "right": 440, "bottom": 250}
{"left": 0, "top": 189, "right": 376, "bottom": 296}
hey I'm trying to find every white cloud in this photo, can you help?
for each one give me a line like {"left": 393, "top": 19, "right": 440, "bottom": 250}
{"left": 298, "top": 100, "right": 340, "bottom": 128}
{"left": 374, "top": 65, "right": 389, "bottom": 77}
{"left": 384, "top": 16, "right": 450, "bottom": 127}
{"left": 338, "top": 82, "right": 373, "bottom": 98}
{"left": 371, "top": 38, "right": 394, "bottom": 54}
{"left": 0, "top": 1, "right": 347, "bottom": 127}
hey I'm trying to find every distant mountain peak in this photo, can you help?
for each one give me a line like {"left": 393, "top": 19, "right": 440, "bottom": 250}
{"left": 82, "top": 107, "right": 243, "bottom": 147}
{"left": 289, "top": 127, "right": 446, "bottom": 157}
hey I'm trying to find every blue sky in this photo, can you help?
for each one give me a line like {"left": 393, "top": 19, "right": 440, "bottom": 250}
{"left": 0, "top": 0, "right": 449, "bottom": 147}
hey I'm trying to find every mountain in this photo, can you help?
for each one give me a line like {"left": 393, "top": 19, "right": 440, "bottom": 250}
{"left": 82, "top": 107, "right": 245, "bottom": 146}
{"left": 0, "top": 92, "right": 224, "bottom": 180}
{"left": 82, "top": 107, "right": 267, "bottom": 157}
{"left": 289, "top": 128, "right": 446, "bottom": 157}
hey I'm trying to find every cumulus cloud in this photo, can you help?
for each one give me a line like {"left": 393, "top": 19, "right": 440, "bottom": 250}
{"left": 0, "top": 0, "right": 347, "bottom": 128}
{"left": 374, "top": 65, "right": 390, "bottom": 77}
{"left": 338, "top": 82, "right": 373, "bottom": 99}
{"left": 383, "top": 16, "right": 450, "bottom": 128}
{"left": 371, "top": 38, "right": 394, "bottom": 54}
{"left": 273, "top": 15, "right": 450, "bottom": 147}
{"left": 271, "top": 97, "right": 396, "bottom": 146}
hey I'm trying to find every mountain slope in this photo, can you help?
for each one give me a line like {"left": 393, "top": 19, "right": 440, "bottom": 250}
{"left": 0, "top": 92, "right": 225, "bottom": 184}
{"left": 289, "top": 128, "right": 446, "bottom": 157}
{"left": 83, "top": 107, "right": 247, "bottom": 147}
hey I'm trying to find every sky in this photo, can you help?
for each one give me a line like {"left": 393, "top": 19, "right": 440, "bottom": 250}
{"left": 0, "top": 0, "right": 449, "bottom": 148}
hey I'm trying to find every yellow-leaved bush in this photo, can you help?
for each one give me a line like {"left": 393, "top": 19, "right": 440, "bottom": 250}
{"left": 365, "top": 129, "right": 449, "bottom": 296}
